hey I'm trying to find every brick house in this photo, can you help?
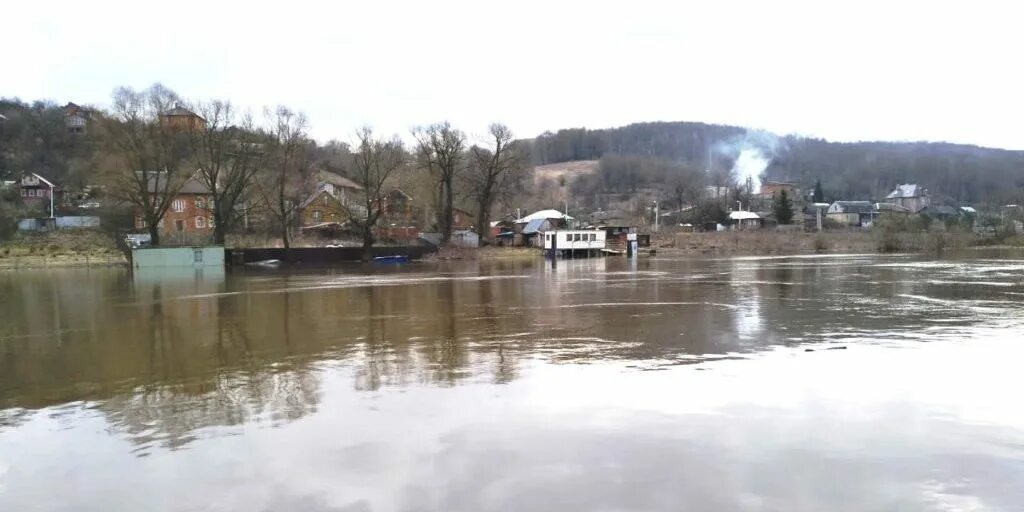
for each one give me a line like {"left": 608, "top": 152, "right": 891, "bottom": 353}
{"left": 759, "top": 181, "right": 799, "bottom": 200}
{"left": 135, "top": 178, "right": 216, "bottom": 238}
{"left": 160, "top": 104, "right": 206, "bottom": 131}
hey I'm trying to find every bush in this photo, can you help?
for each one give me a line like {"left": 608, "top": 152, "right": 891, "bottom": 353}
{"left": 812, "top": 235, "right": 829, "bottom": 252}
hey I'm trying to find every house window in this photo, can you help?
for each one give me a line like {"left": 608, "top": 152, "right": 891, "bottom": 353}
{"left": 195, "top": 197, "right": 205, "bottom": 210}
{"left": 28, "top": 189, "right": 35, "bottom": 197}
{"left": 208, "top": 217, "right": 215, "bottom": 228}
{"left": 574, "top": 234, "right": 581, "bottom": 242}
{"left": 322, "top": 195, "right": 329, "bottom": 205}
{"left": 20, "top": 189, "right": 27, "bottom": 197}
{"left": 565, "top": 234, "right": 572, "bottom": 242}
{"left": 590, "top": 234, "right": 596, "bottom": 241}
{"left": 174, "top": 220, "right": 184, "bottom": 232}
{"left": 195, "top": 216, "right": 205, "bottom": 229}
{"left": 312, "top": 210, "right": 322, "bottom": 222}
{"left": 172, "top": 199, "right": 185, "bottom": 212}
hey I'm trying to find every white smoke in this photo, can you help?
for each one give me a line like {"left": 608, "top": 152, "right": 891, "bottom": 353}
{"left": 732, "top": 148, "right": 770, "bottom": 194}
{"left": 712, "top": 130, "right": 782, "bottom": 195}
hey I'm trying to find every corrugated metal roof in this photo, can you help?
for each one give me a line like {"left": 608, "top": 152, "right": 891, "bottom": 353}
{"left": 515, "top": 209, "right": 572, "bottom": 223}
{"left": 522, "top": 218, "right": 547, "bottom": 234}
{"left": 831, "top": 201, "right": 875, "bottom": 214}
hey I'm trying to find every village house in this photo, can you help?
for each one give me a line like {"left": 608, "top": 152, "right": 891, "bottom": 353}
{"left": 886, "top": 184, "right": 931, "bottom": 213}
{"left": 515, "top": 209, "right": 573, "bottom": 246}
{"left": 135, "top": 177, "right": 215, "bottom": 238}
{"left": 827, "top": 201, "right": 877, "bottom": 227}
{"left": 918, "top": 205, "right": 960, "bottom": 222}
{"left": 759, "top": 181, "right": 799, "bottom": 200}
{"left": 299, "top": 189, "right": 347, "bottom": 226}
{"left": 377, "top": 189, "right": 419, "bottom": 242}
{"left": 63, "top": 102, "right": 90, "bottom": 134}
{"left": 160, "top": 104, "right": 206, "bottom": 131}
{"left": 451, "top": 207, "right": 474, "bottom": 231}
{"left": 315, "top": 170, "right": 362, "bottom": 205}
{"left": 297, "top": 171, "right": 364, "bottom": 235}
{"left": 728, "top": 210, "right": 763, "bottom": 231}
{"left": 19, "top": 173, "right": 62, "bottom": 217}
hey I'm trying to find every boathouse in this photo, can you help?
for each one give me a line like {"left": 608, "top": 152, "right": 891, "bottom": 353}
{"left": 543, "top": 229, "right": 606, "bottom": 258}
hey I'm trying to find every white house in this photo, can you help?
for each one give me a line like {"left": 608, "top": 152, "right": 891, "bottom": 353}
{"left": 728, "top": 211, "right": 762, "bottom": 231}
{"left": 543, "top": 229, "right": 605, "bottom": 256}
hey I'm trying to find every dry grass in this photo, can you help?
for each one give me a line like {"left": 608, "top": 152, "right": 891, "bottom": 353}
{"left": 0, "top": 230, "right": 125, "bottom": 269}
{"left": 661, "top": 230, "right": 982, "bottom": 256}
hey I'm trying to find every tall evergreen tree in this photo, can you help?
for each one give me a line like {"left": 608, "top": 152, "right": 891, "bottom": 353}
{"left": 812, "top": 180, "right": 824, "bottom": 203}
{"left": 773, "top": 189, "right": 794, "bottom": 224}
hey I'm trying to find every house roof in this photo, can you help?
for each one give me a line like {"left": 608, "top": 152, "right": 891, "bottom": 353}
{"left": 729, "top": 211, "right": 761, "bottom": 220}
{"left": 886, "top": 184, "right": 927, "bottom": 199}
{"left": 318, "top": 170, "right": 362, "bottom": 190}
{"left": 140, "top": 174, "right": 211, "bottom": 194}
{"left": 960, "top": 206, "right": 977, "bottom": 214}
{"left": 162, "top": 105, "right": 203, "bottom": 118}
{"left": 923, "top": 205, "right": 958, "bottom": 216}
{"left": 515, "top": 209, "right": 573, "bottom": 223}
{"left": 300, "top": 189, "right": 340, "bottom": 209}
{"left": 24, "top": 172, "right": 56, "bottom": 188}
{"left": 831, "top": 201, "right": 875, "bottom": 214}
{"left": 874, "top": 202, "right": 911, "bottom": 213}
{"left": 522, "top": 218, "right": 548, "bottom": 234}
{"left": 387, "top": 188, "right": 411, "bottom": 199}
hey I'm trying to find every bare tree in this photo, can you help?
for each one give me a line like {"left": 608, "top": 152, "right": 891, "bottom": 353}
{"left": 344, "top": 128, "right": 407, "bottom": 261}
{"left": 254, "top": 106, "right": 312, "bottom": 251}
{"left": 466, "top": 123, "right": 527, "bottom": 245}
{"left": 185, "top": 100, "right": 266, "bottom": 245}
{"left": 413, "top": 122, "right": 465, "bottom": 245}
{"left": 106, "top": 83, "right": 190, "bottom": 246}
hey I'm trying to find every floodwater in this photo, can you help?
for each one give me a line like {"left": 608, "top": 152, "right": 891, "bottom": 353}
{"left": 1, "top": 254, "right": 1023, "bottom": 511}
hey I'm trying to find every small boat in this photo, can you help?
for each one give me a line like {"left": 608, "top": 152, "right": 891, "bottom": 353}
{"left": 245, "top": 259, "right": 282, "bottom": 269}
{"left": 373, "top": 255, "right": 409, "bottom": 264}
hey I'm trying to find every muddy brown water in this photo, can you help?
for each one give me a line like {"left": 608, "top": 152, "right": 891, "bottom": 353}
{"left": 1, "top": 254, "right": 1023, "bottom": 511}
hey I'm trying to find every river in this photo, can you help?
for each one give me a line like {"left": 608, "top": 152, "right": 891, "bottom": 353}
{"left": 1, "top": 253, "right": 1023, "bottom": 511}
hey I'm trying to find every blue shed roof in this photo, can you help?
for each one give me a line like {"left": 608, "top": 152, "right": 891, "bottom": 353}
{"left": 522, "top": 218, "right": 546, "bottom": 234}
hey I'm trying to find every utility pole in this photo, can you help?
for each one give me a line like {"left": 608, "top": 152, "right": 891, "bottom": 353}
{"left": 654, "top": 200, "right": 659, "bottom": 232}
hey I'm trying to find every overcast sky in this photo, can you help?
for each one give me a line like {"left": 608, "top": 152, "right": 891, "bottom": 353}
{"left": 5, "top": 0, "right": 1023, "bottom": 149}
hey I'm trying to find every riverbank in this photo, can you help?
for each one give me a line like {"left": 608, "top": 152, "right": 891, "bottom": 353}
{"left": 0, "top": 230, "right": 126, "bottom": 269}
{"left": 660, "top": 230, "right": 984, "bottom": 256}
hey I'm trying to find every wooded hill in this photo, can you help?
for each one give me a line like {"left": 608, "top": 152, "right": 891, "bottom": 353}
{"left": 527, "top": 122, "right": 1024, "bottom": 207}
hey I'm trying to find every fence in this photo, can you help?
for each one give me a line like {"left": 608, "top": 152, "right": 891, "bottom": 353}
{"left": 18, "top": 216, "right": 100, "bottom": 232}
{"left": 225, "top": 245, "right": 437, "bottom": 265}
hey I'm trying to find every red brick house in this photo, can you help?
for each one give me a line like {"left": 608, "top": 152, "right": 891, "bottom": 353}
{"left": 135, "top": 178, "right": 215, "bottom": 238}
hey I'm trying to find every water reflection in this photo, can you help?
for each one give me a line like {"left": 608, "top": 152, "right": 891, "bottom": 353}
{"left": 1, "top": 255, "right": 1024, "bottom": 510}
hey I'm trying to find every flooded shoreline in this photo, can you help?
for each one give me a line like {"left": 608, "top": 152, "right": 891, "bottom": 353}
{"left": 2, "top": 254, "right": 1023, "bottom": 511}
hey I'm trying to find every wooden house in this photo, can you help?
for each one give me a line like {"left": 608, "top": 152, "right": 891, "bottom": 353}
{"left": 827, "top": 201, "right": 876, "bottom": 227}
{"left": 299, "top": 189, "right": 347, "bottom": 226}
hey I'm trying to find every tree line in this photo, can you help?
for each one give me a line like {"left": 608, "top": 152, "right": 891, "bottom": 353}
{"left": 526, "top": 122, "right": 1024, "bottom": 209}
{"left": 1, "top": 84, "right": 531, "bottom": 257}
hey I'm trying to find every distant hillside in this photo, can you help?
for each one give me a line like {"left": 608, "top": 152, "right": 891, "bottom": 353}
{"left": 527, "top": 122, "right": 1024, "bottom": 206}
